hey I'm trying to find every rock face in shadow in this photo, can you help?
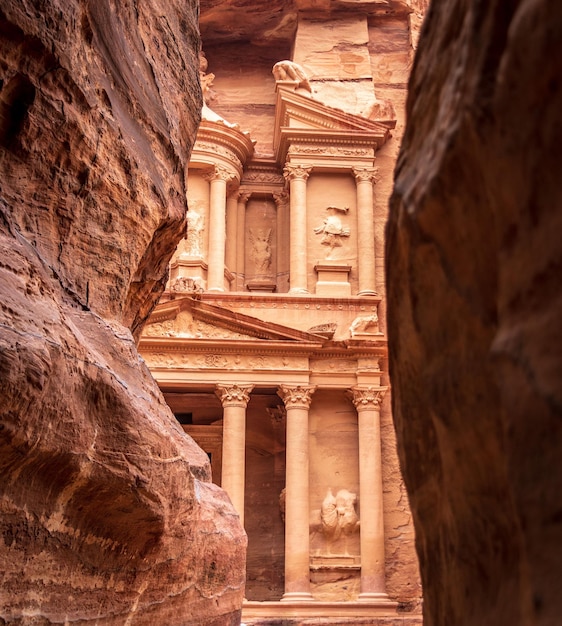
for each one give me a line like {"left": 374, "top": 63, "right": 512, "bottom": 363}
{"left": 386, "top": 1, "right": 562, "bottom": 625}
{"left": 0, "top": 2, "right": 245, "bottom": 624}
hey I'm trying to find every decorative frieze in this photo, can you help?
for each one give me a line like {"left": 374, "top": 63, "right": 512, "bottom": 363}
{"left": 141, "top": 351, "right": 308, "bottom": 372}
{"left": 289, "top": 145, "right": 371, "bottom": 157}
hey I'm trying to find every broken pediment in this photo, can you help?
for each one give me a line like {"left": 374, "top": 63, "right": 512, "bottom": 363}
{"left": 273, "top": 85, "right": 394, "bottom": 164}
{"left": 142, "top": 297, "right": 325, "bottom": 344}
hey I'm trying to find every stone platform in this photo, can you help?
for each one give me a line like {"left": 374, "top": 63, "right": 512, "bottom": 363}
{"left": 242, "top": 600, "right": 422, "bottom": 625}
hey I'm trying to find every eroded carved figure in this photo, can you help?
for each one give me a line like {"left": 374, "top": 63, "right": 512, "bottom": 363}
{"left": 349, "top": 313, "right": 380, "bottom": 337}
{"left": 272, "top": 60, "right": 312, "bottom": 93}
{"left": 170, "top": 276, "right": 203, "bottom": 294}
{"left": 314, "top": 206, "right": 350, "bottom": 257}
{"left": 199, "top": 51, "right": 216, "bottom": 105}
{"left": 182, "top": 209, "right": 205, "bottom": 258}
{"left": 321, "top": 488, "right": 359, "bottom": 541}
{"left": 249, "top": 228, "right": 272, "bottom": 273}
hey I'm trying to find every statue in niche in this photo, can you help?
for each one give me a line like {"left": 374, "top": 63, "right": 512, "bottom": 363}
{"left": 272, "top": 60, "right": 312, "bottom": 93}
{"left": 349, "top": 313, "right": 381, "bottom": 337}
{"left": 248, "top": 228, "right": 272, "bottom": 274}
{"left": 320, "top": 488, "right": 359, "bottom": 555}
{"left": 314, "top": 206, "right": 350, "bottom": 258}
{"left": 181, "top": 209, "right": 205, "bottom": 258}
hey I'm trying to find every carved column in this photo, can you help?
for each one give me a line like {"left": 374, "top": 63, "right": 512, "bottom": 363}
{"left": 349, "top": 386, "right": 388, "bottom": 600}
{"left": 277, "top": 384, "right": 316, "bottom": 601}
{"left": 206, "top": 165, "right": 236, "bottom": 292}
{"left": 274, "top": 190, "right": 289, "bottom": 292}
{"left": 283, "top": 165, "right": 312, "bottom": 293}
{"left": 352, "top": 167, "right": 378, "bottom": 296}
{"left": 225, "top": 189, "right": 239, "bottom": 278}
{"left": 216, "top": 383, "right": 254, "bottom": 526}
{"left": 236, "top": 191, "right": 251, "bottom": 290}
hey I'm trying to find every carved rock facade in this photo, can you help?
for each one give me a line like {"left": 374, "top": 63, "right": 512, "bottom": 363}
{"left": 0, "top": 2, "right": 245, "bottom": 624}
{"left": 141, "top": 2, "right": 426, "bottom": 623}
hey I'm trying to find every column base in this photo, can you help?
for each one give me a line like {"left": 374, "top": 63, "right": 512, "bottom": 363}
{"left": 358, "top": 591, "right": 392, "bottom": 603}
{"left": 207, "top": 287, "right": 225, "bottom": 293}
{"left": 288, "top": 288, "right": 309, "bottom": 294}
{"left": 281, "top": 592, "right": 314, "bottom": 602}
{"left": 357, "top": 289, "right": 378, "bottom": 296}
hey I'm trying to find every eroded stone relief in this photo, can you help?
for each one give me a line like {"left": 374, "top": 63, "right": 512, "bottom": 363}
{"left": 272, "top": 60, "right": 312, "bottom": 93}
{"left": 314, "top": 206, "right": 351, "bottom": 258}
{"left": 349, "top": 313, "right": 382, "bottom": 337}
{"left": 248, "top": 228, "right": 273, "bottom": 274}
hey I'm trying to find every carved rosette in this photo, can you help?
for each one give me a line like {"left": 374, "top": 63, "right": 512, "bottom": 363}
{"left": 216, "top": 384, "right": 254, "bottom": 408}
{"left": 348, "top": 386, "right": 387, "bottom": 411}
{"left": 352, "top": 166, "right": 378, "bottom": 185}
{"left": 277, "top": 384, "right": 316, "bottom": 409}
{"left": 283, "top": 164, "right": 312, "bottom": 183}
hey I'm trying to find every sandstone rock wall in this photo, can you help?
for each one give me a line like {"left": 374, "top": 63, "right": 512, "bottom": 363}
{"left": 0, "top": 2, "right": 246, "bottom": 624}
{"left": 386, "top": 1, "right": 562, "bottom": 625}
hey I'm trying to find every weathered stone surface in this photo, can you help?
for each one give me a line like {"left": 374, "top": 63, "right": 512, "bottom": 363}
{"left": 386, "top": 1, "right": 562, "bottom": 625}
{"left": 0, "top": 1, "right": 245, "bottom": 624}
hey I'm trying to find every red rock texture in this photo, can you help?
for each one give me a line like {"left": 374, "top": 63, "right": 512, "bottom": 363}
{"left": 0, "top": 2, "right": 245, "bottom": 624}
{"left": 386, "top": 1, "right": 562, "bottom": 625}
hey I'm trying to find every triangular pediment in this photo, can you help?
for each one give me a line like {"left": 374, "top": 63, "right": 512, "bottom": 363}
{"left": 141, "top": 296, "right": 324, "bottom": 344}
{"left": 274, "top": 87, "right": 394, "bottom": 163}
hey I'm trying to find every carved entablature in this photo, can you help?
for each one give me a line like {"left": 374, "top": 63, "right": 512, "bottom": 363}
{"left": 288, "top": 144, "right": 372, "bottom": 158}
{"left": 310, "top": 358, "right": 357, "bottom": 374}
{"left": 141, "top": 349, "right": 309, "bottom": 374}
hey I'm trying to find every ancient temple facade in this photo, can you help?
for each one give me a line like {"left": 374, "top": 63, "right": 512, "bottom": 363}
{"left": 139, "top": 4, "right": 423, "bottom": 623}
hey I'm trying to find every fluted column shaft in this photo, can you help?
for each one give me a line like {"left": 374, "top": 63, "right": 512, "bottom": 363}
{"left": 206, "top": 166, "right": 235, "bottom": 292}
{"left": 217, "top": 384, "right": 253, "bottom": 526}
{"left": 349, "top": 386, "right": 388, "bottom": 600}
{"left": 284, "top": 165, "right": 312, "bottom": 294}
{"left": 225, "top": 190, "right": 239, "bottom": 278}
{"left": 278, "top": 384, "right": 316, "bottom": 601}
{"left": 235, "top": 192, "right": 250, "bottom": 290}
{"left": 353, "top": 167, "right": 377, "bottom": 295}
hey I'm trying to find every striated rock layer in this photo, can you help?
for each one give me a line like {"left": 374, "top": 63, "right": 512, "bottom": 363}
{"left": 386, "top": 1, "right": 562, "bottom": 625}
{"left": 0, "top": 1, "right": 246, "bottom": 624}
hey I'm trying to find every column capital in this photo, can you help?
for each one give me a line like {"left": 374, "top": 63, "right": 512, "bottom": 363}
{"left": 278, "top": 384, "right": 316, "bottom": 409}
{"left": 283, "top": 164, "right": 312, "bottom": 182}
{"left": 352, "top": 166, "right": 378, "bottom": 184}
{"left": 236, "top": 189, "right": 252, "bottom": 204}
{"left": 273, "top": 190, "right": 289, "bottom": 208}
{"left": 348, "top": 386, "right": 388, "bottom": 410}
{"left": 216, "top": 384, "right": 254, "bottom": 408}
{"left": 204, "top": 164, "right": 237, "bottom": 184}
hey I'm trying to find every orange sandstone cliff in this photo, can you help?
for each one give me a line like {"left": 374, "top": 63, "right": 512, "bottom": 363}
{"left": 0, "top": 2, "right": 245, "bottom": 624}
{"left": 387, "top": 1, "right": 562, "bottom": 625}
